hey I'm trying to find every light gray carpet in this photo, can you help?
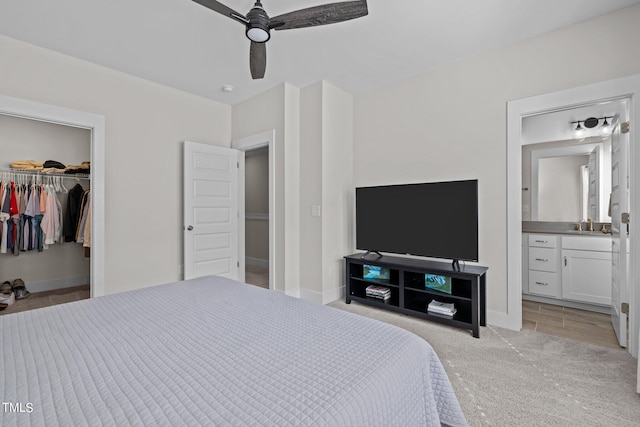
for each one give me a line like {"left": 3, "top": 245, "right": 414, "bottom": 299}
{"left": 329, "top": 300, "right": 640, "bottom": 427}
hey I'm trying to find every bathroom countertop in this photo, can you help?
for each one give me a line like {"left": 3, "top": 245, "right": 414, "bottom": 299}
{"left": 522, "top": 221, "right": 612, "bottom": 237}
{"left": 523, "top": 229, "right": 612, "bottom": 237}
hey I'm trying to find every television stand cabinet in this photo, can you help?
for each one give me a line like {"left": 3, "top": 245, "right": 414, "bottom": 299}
{"left": 345, "top": 253, "right": 488, "bottom": 338}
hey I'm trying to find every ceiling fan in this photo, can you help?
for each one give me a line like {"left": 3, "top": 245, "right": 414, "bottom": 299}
{"left": 192, "top": 0, "right": 368, "bottom": 79}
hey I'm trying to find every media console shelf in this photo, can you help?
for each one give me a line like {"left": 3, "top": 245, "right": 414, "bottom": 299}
{"left": 345, "top": 253, "right": 488, "bottom": 338}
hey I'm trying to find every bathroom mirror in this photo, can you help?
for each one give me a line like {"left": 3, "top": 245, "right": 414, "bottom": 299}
{"left": 522, "top": 138, "right": 611, "bottom": 222}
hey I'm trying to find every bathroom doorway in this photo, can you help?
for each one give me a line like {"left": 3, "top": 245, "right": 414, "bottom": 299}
{"left": 507, "top": 75, "right": 640, "bottom": 360}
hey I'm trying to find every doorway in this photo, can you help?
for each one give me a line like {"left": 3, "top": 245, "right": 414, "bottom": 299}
{"left": 232, "top": 130, "right": 275, "bottom": 290}
{"left": 0, "top": 95, "right": 105, "bottom": 298}
{"left": 0, "top": 115, "right": 91, "bottom": 312}
{"left": 506, "top": 75, "right": 640, "bottom": 360}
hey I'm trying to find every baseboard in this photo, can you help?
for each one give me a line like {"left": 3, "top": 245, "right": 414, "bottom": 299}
{"left": 245, "top": 257, "right": 269, "bottom": 268}
{"left": 522, "top": 294, "right": 610, "bottom": 314}
{"left": 25, "top": 276, "right": 90, "bottom": 293}
{"left": 486, "top": 309, "right": 513, "bottom": 330}
{"left": 322, "top": 286, "right": 344, "bottom": 305}
{"left": 299, "top": 286, "right": 345, "bottom": 305}
{"left": 299, "top": 288, "right": 323, "bottom": 304}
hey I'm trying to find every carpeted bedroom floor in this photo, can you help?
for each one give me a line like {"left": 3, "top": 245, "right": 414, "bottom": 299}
{"left": 329, "top": 299, "right": 640, "bottom": 427}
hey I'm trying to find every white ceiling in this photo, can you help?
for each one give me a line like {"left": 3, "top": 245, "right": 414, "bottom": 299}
{"left": 1, "top": 0, "right": 639, "bottom": 105}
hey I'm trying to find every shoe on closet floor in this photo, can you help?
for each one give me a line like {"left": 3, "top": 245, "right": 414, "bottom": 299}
{"left": 12, "top": 279, "right": 30, "bottom": 300}
{"left": 0, "top": 302, "right": 7, "bottom": 311}
{"left": 0, "top": 292, "right": 15, "bottom": 306}
{"left": 0, "top": 281, "right": 12, "bottom": 297}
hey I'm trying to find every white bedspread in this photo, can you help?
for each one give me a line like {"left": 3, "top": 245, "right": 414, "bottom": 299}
{"left": 0, "top": 276, "right": 467, "bottom": 426}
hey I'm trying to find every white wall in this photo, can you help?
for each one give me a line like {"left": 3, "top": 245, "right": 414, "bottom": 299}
{"left": 232, "top": 83, "right": 301, "bottom": 295}
{"left": 321, "top": 82, "right": 353, "bottom": 302}
{"left": 0, "top": 34, "right": 231, "bottom": 295}
{"left": 299, "top": 83, "right": 324, "bottom": 297}
{"left": 353, "top": 4, "right": 640, "bottom": 318}
{"left": 298, "top": 81, "right": 354, "bottom": 303}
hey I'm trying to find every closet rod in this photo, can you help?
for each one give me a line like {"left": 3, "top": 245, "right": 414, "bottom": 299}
{"left": 0, "top": 167, "right": 90, "bottom": 180}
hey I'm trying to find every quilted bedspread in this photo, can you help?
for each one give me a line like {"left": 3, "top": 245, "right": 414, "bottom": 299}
{"left": 0, "top": 276, "right": 467, "bottom": 426}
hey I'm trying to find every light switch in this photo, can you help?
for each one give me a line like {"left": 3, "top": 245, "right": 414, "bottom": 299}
{"left": 311, "top": 205, "right": 321, "bottom": 217}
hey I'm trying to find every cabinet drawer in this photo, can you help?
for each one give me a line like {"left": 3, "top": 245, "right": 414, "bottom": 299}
{"left": 528, "top": 247, "right": 557, "bottom": 272}
{"left": 528, "top": 271, "right": 560, "bottom": 298}
{"left": 562, "top": 236, "right": 611, "bottom": 252}
{"left": 528, "top": 234, "right": 557, "bottom": 249}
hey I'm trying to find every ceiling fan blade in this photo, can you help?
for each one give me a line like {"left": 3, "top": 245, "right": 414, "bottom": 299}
{"left": 250, "top": 42, "right": 266, "bottom": 79}
{"left": 270, "top": 1, "right": 368, "bottom": 31}
{"left": 191, "top": 0, "right": 248, "bottom": 24}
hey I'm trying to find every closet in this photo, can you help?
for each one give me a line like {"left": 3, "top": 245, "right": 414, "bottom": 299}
{"left": 0, "top": 114, "right": 91, "bottom": 310}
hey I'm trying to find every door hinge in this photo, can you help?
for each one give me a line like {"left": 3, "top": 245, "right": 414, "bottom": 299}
{"left": 621, "top": 122, "right": 630, "bottom": 134}
{"left": 237, "top": 162, "right": 239, "bottom": 168}
{"left": 622, "top": 212, "right": 630, "bottom": 224}
{"left": 237, "top": 261, "right": 240, "bottom": 268}
{"left": 621, "top": 302, "right": 629, "bottom": 315}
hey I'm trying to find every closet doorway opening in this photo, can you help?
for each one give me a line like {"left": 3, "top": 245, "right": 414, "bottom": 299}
{"left": 0, "top": 95, "right": 105, "bottom": 306}
{"left": 232, "top": 130, "right": 275, "bottom": 291}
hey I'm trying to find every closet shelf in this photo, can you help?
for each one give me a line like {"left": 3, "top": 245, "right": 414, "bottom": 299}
{"left": 0, "top": 167, "right": 90, "bottom": 180}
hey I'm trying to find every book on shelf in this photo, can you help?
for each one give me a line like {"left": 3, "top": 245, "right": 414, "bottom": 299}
{"left": 366, "top": 285, "right": 391, "bottom": 299}
{"left": 428, "top": 310, "right": 456, "bottom": 319}
{"left": 428, "top": 300, "right": 456, "bottom": 316}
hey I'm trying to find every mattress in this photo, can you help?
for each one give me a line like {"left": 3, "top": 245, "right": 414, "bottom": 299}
{"left": 0, "top": 275, "right": 467, "bottom": 426}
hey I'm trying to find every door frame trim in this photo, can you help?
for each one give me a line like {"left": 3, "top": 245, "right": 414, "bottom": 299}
{"left": 507, "top": 74, "right": 640, "bottom": 359}
{"left": 0, "top": 94, "right": 105, "bottom": 297}
{"left": 232, "top": 130, "right": 276, "bottom": 290}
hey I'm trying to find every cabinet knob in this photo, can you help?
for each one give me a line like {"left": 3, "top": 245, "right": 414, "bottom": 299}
{"left": 535, "top": 258, "right": 548, "bottom": 262}
{"left": 186, "top": 225, "right": 194, "bottom": 231}
{"left": 535, "top": 240, "right": 548, "bottom": 243}
{"left": 535, "top": 281, "right": 549, "bottom": 286}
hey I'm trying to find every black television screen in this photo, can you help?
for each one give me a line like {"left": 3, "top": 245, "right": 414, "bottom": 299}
{"left": 356, "top": 180, "right": 478, "bottom": 262}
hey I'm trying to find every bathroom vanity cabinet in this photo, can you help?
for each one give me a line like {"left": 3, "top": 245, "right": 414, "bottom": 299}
{"left": 522, "top": 232, "right": 612, "bottom": 310}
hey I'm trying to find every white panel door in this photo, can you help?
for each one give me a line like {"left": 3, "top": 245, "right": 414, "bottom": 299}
{"left": 184, "top": 141, "right": 243, "bottom": 280}
{"left": 610, "top": 121, "right": 629, "bottom": 347}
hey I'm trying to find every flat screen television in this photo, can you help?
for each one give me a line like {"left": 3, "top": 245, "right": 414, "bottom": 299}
{"left": 356, "top": 179, "right": 478, "bottom": 263}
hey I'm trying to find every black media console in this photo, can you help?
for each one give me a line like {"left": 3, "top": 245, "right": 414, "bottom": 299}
{"left": 345, "top": 253, "right": 488, "bottom": 338}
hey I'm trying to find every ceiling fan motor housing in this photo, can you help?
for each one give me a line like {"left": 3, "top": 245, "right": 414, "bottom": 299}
{"left": 246, "top": 2, "right": 271, "bottom": 43}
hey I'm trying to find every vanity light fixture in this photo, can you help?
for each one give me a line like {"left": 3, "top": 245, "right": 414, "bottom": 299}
{"left": 570, "top": 116, "right": 613, "bottom": 139}
{"left": 573, "top": 121, "right": 586, "bottom": 139}
{"left": 600, "top": 116, "right": 612, "bottom": 136}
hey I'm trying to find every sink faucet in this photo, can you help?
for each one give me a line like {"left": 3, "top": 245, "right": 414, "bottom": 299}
{"left": 587, "top": 218, "right": 594, "bottom": 232}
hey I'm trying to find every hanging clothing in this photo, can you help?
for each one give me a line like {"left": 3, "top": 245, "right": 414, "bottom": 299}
{"left": 76, "top": 190, "right": 90, "bottom": 244}
{"left": 1, "top": 171, "right": 90, "bottom": 258}
{"left": 63, "top": 183, "right": 85, "bottom": 242}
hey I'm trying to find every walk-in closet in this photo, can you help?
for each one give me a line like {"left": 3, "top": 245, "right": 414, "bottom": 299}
{"left": 0, "top": 114, "right": 91, "bottom": 314}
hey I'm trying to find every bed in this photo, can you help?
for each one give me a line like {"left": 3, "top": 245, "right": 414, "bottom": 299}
{"left": 0, "top": 275, "right": 467, "bottom": 426}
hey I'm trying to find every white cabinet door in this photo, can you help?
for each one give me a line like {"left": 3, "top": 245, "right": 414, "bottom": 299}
{"left": 562, "top": 249, "right": 612, "bottom": 305}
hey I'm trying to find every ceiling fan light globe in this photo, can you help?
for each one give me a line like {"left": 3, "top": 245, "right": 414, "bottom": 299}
{"left": 247, "top": 27, "right": 270, "bottom": 42}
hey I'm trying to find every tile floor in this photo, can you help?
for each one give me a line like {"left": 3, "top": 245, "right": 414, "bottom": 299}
{"left": 522, "top": 299, "right": 623, "bottom": 350}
